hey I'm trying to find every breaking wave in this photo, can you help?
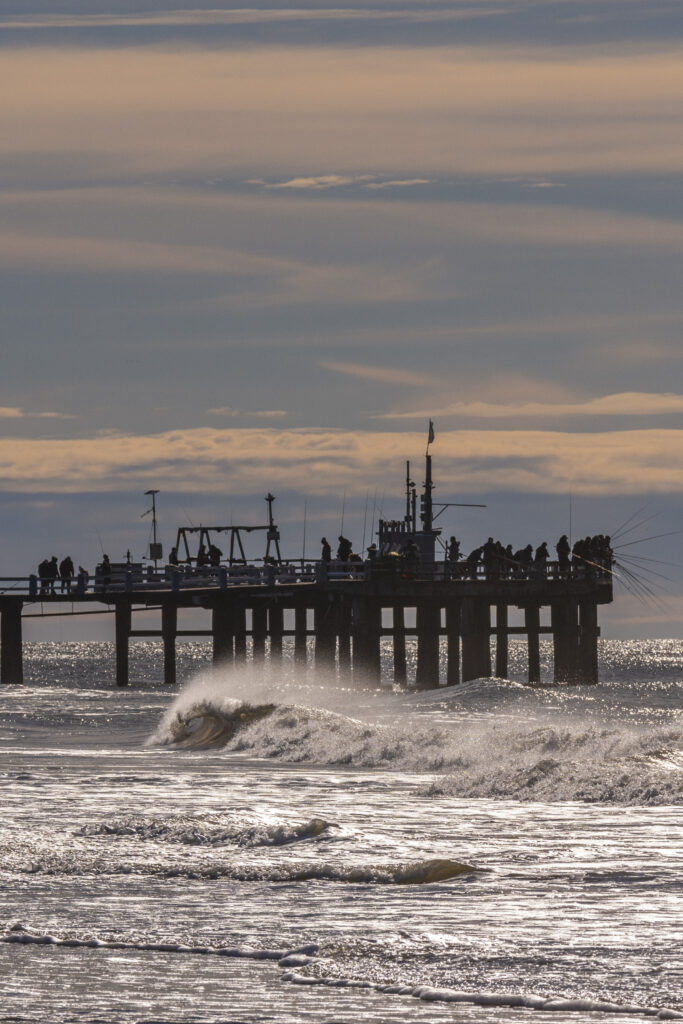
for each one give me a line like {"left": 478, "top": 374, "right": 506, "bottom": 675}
{"left": 79, "top": 815, "right": 332, "bottom": 848}
{"left": 152, "top": 684, "right": 683, "bottom": 805}
{"left": 18, "top": 854, "right": 477, "bottom": 884}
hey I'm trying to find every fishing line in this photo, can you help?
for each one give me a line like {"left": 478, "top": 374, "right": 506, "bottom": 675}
{"left": 610, "top": 501, "right": 652, "bottom": 540}
{"left": 615, "top": 529, "right": 683, "bottom": 550}
{"left": 610, "top": 511, "right": 662, "bottom": 544}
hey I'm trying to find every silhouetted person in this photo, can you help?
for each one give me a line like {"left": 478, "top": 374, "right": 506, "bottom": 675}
{"left": 556, "top": 535, "right": 571, "bottom": 575}
{"left": 78, "top": 566, "right": 89, "bottom": 591}
{"left": 100, "top": 554, "right": 112, "bottom": 587}
{"left": 366, "top": 543, "right": 377, "bottom": 560}
{"left": 466, "top": 545, "right": 483, "bottom": 578}
{"left": 168, "top": 547, "right": 179, "bottom": 566}
{"left": 59, "top": 556, "right": 74, "bottom": 593}
{"left": 208, "top": 543, "right": 222, "bottom": 567}
{"left": 337, "top": 535, "right": 352, "bottom": 562}
{"left": 43, "top": 555, "right": 59, "bottom": 594}
{"left": 196, "top": 544, "right": 209, "bottom": 567}
{"left": 533, "top": 541, "right": 549, "bottom": 578}
{"left": 447, "top": 536, "right": 461, "bottom": 562}
{"left": 38, "top": 558, "right": 50, "bottom": 595}
{"left": 320, "top": 537, "right": 331, "bottom": 562}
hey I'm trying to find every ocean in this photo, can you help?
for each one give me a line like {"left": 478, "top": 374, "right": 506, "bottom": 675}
{"left": 1, "top": 639, "right": 681, "bottom": 1022}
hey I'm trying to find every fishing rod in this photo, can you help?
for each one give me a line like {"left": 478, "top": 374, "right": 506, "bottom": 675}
{"left": 614, "top": 529, "right": 683, "bottom": 550}
{"left": 610, "top": 501, "right": 652, "bottom": 541}
{"left": 610, "top": 511, "right": 662, "bottom": 544}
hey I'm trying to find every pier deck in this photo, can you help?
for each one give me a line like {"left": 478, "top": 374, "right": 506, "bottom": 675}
{"left": 0, "top": 560, "right": 612, "bottom": 688}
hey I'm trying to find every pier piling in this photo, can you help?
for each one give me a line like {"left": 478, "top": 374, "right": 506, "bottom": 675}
{"left": 0, "top": 599, "right": 24, "bottom": 685}
{"left": 162, "top": 603, "right": 177, "bottom": 686}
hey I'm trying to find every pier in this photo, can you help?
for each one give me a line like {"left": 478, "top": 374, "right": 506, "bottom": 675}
{"left": 0, "top": 450, "right": 613, "bottom": 689}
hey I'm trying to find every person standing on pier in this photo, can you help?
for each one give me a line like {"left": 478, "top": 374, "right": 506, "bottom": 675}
{"left": 59, "top": 555, "right": 74, "bottom": 593}
{"left": 321, "top": 537, "right": 331, "bottom": 562}
{"left": 533, "top": 541, "right": 549, "bottom": 578}
{"left": 556, "top": 535, "right": 571, "bottom": 576}
{"left": 101, "top": 554, "right": 112, "bottom": 587}
{"left": 336, "top": 536, "right": 352, "bottom": 562}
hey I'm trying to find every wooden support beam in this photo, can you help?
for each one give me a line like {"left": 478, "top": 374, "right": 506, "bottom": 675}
{"left": 337, "top": 600, "right": 352, "bottom": 675}
{"left": 495, "top": 603, "right": 508, "bottom": 679}
{"left": 115, "top": 601, "right": 131, "bottom": 688}
{"left": 294, "top": 605, "right": 308, "bottom": 666}
{"left": 352, "top": 597, "right": 381, "bottom": 688}
{"left": 162, "top": 603, "right": 177, "bottom": 686}
{"left": 461, "top": 599, "right": 491, "bottom": 681}
{"left": 578, "top": 600, "right": 599, "bottom": 684}
{"left": 393, "top": 604, "right": 407, "bottom": 687}
{"left": 212, "top": 602, "right": 234, "bottom": 666}
{"left": 0, "top": 599, "right": 24, "bottom": 685}
{"left": 551, "top": 600, "right": 578, "bottom": 684}
{"left": 234, "top": 605, "right": 247, "bottom": 663}
{"left": 445, "top": 601, "right": 460, "bottom": 686}
{"left": 269, "top": 603, "right": 283, "bottom": 662}
{"left": 525, "top": 604, "right": 541, "bottom": 684}
{"left": 315, "top": 598, "right": 336, "bottom": 672}
{"left": 252, "top": 604, "right": 267, "bottom": 662}
{"left": 415, "top": 602, "right": 440, "bottom": 689}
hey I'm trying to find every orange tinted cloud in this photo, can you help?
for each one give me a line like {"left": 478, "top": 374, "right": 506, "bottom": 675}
{"left": 3, "top": 46, "right": 683, "bottom": 176}
{"left": 378, "top": 392, "right": 683, "bottom": 419}
{"left": 1, "top": 426, "right": 683, "bottom": 496}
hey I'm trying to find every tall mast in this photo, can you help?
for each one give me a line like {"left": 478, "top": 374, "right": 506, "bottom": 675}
{"left": 421, "top": 454, "right": 433, "bottom": 532}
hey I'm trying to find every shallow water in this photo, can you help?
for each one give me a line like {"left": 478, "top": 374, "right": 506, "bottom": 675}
{"left": 1, "top": 639, "right": 681, "bottom": 1022}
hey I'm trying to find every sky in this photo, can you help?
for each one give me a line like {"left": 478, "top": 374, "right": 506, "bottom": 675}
{"left": 3, "top": 0, "right": 683, "bottom": 639}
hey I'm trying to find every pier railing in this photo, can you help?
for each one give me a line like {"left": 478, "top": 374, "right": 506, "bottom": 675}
{"left": 0, "top": 558, "right": 613, "bottom": 598}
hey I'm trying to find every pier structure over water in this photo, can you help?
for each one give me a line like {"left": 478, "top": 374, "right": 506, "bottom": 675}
{"left": 0, "top": 450, "right": 612, "bottom": 689}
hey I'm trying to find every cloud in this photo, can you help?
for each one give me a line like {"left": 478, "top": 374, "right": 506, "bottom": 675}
{"left": 377, "top": 392, "right": 683, "bottom": 419}
{"left": 365, "top": 179, "right": 432, "bottom": 189}
{"left": 319, "top": 360, "right": 442, "bottom": 388}
{"left": 2, "top": 426, "right": 683, "bottom": 497}
{"left": 259, "top": 175, "right": 364, "bottom": 190}
{"left": 206, "top": 407, "right": 287, "bottom": 418}
{"left": 5, "top": 46, "right": 683, "bottom": 179}
{"left": 0, "top": 406, "right": 75, "bottom": 419}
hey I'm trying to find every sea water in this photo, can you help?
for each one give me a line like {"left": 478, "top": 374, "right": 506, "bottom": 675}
{"left": 0, "top": 639, "right": 681, "bottom": 1022}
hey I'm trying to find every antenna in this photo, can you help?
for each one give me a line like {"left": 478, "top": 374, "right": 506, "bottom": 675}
{"left": 302, "top": 498, "right": 307, "bottom": 564}
{"left": 143, "top": 489, "right": 162, "bottom": 568}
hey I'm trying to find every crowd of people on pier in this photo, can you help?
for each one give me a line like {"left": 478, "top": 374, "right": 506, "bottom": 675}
{"left": 36, "top": 555, "right": 107, "bottom": 594}
{"left": 35, "top": 531, "right": 613, "bottom": 594}
{"left": 318, "top": 531, "right": 614, "bottom": 579}
{"left": 443, "top": 533, "right": 614, "bottom": 579}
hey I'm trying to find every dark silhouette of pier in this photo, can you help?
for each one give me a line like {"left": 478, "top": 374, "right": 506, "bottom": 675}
{"left": 0, "top": 449, "right": 613, "bottom": 689}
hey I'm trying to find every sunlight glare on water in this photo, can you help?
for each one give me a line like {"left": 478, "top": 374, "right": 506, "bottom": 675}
{"left": 0, "top": 639, "right": 681, "bottom": 1022}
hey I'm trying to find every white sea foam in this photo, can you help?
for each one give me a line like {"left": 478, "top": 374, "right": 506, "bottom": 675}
{"left": 5, "top": 925, "right": 679, "bottom": 1019}
{"left": 282, "top": 972, "right": 683, "bottom": 1018}
{"left": 152, "top": 671, "right": 683, "bottom": 804}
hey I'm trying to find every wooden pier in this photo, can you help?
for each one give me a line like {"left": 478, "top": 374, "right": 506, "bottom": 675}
{"left": 0, "top": 449, "right": 614, "bottom": 689}
{"left": 0, "top": 559, "right": 611, "bottom": 688}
